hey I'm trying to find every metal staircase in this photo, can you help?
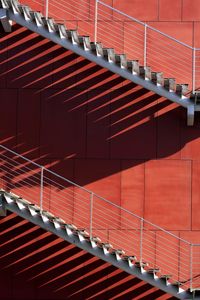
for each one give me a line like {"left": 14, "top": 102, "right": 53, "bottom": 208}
{"left": 0, "top": 190, "right": 196, "bottom": 300}
{"left": 0, "top": 145, "right": 200, "bottom": 299}
{"left": 1, "top": 0, "right": 200, "bottom": 297}
{"left": 0, "top": 0, "right": 199, "bottom": 125}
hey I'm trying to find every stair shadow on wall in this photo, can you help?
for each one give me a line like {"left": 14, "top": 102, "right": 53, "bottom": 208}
{"left": 0, "top": 23, "right": 195, "bottom": 300}
{"left": 0, "top": 25, "right": 200, "bottom": 224}
{"left": 0, "top": 211, "right": 175, "bottom": 300}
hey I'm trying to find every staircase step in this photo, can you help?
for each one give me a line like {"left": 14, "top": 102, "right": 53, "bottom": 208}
{"left": 171, "top": 281, "right": 184, "bottom": 293}
{"left": 115, "top": 54, "right": 127, "bottom": 68}
{"left": 190, "top": 91, "right": 200, "bottom": 104}
{"left": 134, "top": 261, "right": 149, "bottom": 268}
{"left": 103, "top": 48, "right": 115, "bottom": 63}
{"left": 28, "top": 203, "right": 40, "bottom": 216}
{"left": 66, "top": 29, "right": 79, "bottom": 44}
{"left": 172, "top": 280, "right": 183, "bottom": 287}
{"left": 122, "top": 255, "right": 137, "bottom": 262}
{"left": 78, "top": 35, "right": 91, "bottom": 50}
{"left": 52, "top": 217, "right": 66, "bottom": 229}
{"left": 32, "top": 11, "right": 45, "bottom": 27}
{"left": 10, "top": 0, "right": 22, "bottom": 14}
{"left": 0, "top": 0, "right": 10, "bottom": 9}
{"left": 176, "top": 84, "right": 189, "bottom": 97}
{"left": 65, "top": 223, "right": 78, "bottom": 235}
{"left": 57, "top": 23, "right": 67, "bottom": 38}
{"left": 139, "top": 66, "right": 146, "bottom": 79}
{"left": 145, "top": 66, "right": 151, "bottom": 80}
{"left": 147, "top": 268, "right": 160, "bottom": 279}
{"left": 151, "top": 72, "right": 164, "bottom": 85}
{"left": 44, "top": 17, "right": 58, "bottom": 32}
{"left": 147, "top": 268, "right": 160, "bottom": 274}
{"left": 41, "top": 210, "right": 55, "bottom": 222}
{"left": 90, "top": 236, "right": 102, "bottom": 248}
{"left": 127, "top": 60, "right": 149, "bottom": 79}
{"left": 110, "top": 249, "right": 125, "bottom": 260}
{"left": 77, "top": 229, "right": 90, "bottom": 241}
{"left": 101, "top": 242, "right": 113, "bottom": 254}
{"left": 160, "top": 274, "right": 172, "bottom": 279}
{"left": 21, "top": 5, "right": 32, "bottom": 21}
{"left": 164, "top": 78, "right": 176, "bottom": 91}
{"left": 15, "top": 197, "right": 31, "bottom": 209}
{"left": 127, "top": 59, "right": 139, "bottom": 74}
{"left": 90, "top": 42, "right": 104, "bottom": 56}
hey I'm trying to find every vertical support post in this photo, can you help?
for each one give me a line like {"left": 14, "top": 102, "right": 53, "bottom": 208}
{"left": 192, "top": 48, "right": 196, "bottom": 94}
{"left": 144, "top": 24, "right": 147, "bottom": 68}
{"left": 94, "top": 0, "right": 98, "bottom": 43}
{"left": 140, "top": 218, "right": 144, "bottom": 263}
{"left": 40, "top": 166, "right": 44, "bottom": 212}
{"left": 190, "top": 244, "right": 193, "bottom": 292}
{"left": 45, "top": 0, "right": 49, "bottom": 19}
{"left": 90, "top": 192, "right": 94, "bottom": 238}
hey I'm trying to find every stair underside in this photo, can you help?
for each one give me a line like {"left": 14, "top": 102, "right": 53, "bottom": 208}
{"left": 0, "top": 191, "right": 198, "bottom": 299}
{"left": 0, "top": 4, "right": 199, "bottom": 125}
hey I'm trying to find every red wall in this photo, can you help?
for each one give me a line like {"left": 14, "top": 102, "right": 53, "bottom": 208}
{"left": 1, "top": 23, "right": 200, "bottom": 240}
{"left": 19, "top": 0, "right": 200, "bottom": 90}
{"left": 0, "top": 211, "right": 174, "bottom": 300}
{"left": 1, "top": 0, "right": 200, "bottom": 298}
{"left": 21, "top": 0, "right": 200, "bottom": 45}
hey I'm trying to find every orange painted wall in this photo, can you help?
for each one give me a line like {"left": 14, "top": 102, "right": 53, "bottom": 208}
{"left": 0, "top": 0, "right": 200, "bottom": 298}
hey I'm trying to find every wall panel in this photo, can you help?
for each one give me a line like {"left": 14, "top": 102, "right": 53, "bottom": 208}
{"left": 1, "top": 0, "right": 200, "bottom": 298}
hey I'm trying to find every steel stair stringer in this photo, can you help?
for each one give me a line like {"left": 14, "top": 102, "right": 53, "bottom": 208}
{"left": 0, "top": 4, "right": 198, "bottom": 126}
{"left": 0, "top": 190, "right": 198, "bottom": 300}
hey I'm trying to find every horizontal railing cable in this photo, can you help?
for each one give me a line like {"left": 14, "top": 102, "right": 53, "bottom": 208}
{"left": 1, "top": 144, "right": 199, "bottom": 290}
{"left": 98, "top": 1, "right": 193, "bottom": 50}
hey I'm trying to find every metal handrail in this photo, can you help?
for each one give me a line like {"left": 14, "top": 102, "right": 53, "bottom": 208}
{"left": 27, "top": 0, "right": 199, "bottom": 50}
{"left": 0, "top": 144, "right": 91, "bottom": 193}
{"left": 18, "top": 0, "right": 200, "bottom": 92}
{"left": 2, "top": 0, "right": 200, "bottom": 289}
{"left": 0, "top": 144, "right": 199, "bottom": 291}
{"left": 95, "top": 0, "right": 199, "bottom": 93}
{"left": 92, "top": 192, "right": 192, "bottom": 245}
{"left": 98, "top": 0, "right": 195, "bottom": 50}
{"left": 0, "top": 145, "right": 192, "bottom": 246}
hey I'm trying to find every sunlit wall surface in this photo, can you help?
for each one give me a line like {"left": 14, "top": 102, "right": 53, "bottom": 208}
{"left": 0, "top": 0, "right": 200, "bottom": 298}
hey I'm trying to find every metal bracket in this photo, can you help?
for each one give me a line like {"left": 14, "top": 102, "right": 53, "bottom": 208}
{"left": 0, "top": 8, "right": 12, "bottom": 32}
{"left": 0, "top": 194, "right": 6, "bottom": 216}
{"left": 187, "top": 105, "right": 195, "bottom": 126}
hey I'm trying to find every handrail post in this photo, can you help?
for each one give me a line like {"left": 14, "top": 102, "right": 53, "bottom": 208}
{"left": 90, "top": 192, "right": 94, "bottom": 238}
{"left": 140, "top": 218, "right": 144, "bottom": 263}
{"left": 45, "top": 0, "right": 49, "bottom": 19}
{"left": 192, "top": 48, "right": 196, "bottom": 94}
{"left": 94, "top": 0, "right": 98, "bottom": 43}
{"left": 40, "top": 166, "right": 44, "bottom": 212}
{"left": 144, "top": 24, "right": 147, "bottom": 68}
{"left": 190, "top": 243, "right": 193, "bottom": 292}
